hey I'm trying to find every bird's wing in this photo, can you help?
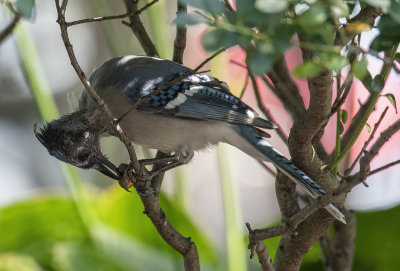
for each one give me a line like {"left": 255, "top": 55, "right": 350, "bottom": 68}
{"left": 137, "top": 73, "right": 277, "bottom": 129}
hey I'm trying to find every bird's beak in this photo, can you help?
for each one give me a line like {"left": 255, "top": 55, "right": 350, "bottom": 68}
{"left": 94, "top": 155, "right": 121, "bottom": 180}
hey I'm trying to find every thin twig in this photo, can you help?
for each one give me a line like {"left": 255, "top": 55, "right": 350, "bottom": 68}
{"left": 238, "top": 74, "right": 249, "bottom": 99}
{"left": 350, "top": 45, "right": 400, "bottom": 74}
{"left": 258, "top": 161, "right": 277, "bottom": 176}
{"left": 345, "top": 106, "right": 389, "bottom": 177}
{"left": 0, "top": 14, "right": 21, "bottom": 44}
{"left": 330, "top": 73, "right": 354, "bottom": 116}
{"left": 116, "top": 48, "right": 226, "bottom": 124}
{"left": 66, "top": 0, "right": 158, "bottom": 27}
{"left": 172, "top": 1, "right": 187, "bottom": 64}
{"left": 55, "top": 0, "right": 141, "bottom": 173}
{"left": 246, "top": 223, "right": 275, "bottom": 271}
{"left": 368, "top": 159, "right": 400, "bottom": 176}
{"left": 248, "top": 69, "right": 289, "bottom": 144}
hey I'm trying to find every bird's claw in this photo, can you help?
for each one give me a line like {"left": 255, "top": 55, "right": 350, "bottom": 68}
{"left": 117, "top": 163, "right": 136, "bottom": 191}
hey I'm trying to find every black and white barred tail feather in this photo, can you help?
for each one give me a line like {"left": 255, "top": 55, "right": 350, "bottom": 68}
{"left": 234, "top": 125, "right": 346, "bottom": 224}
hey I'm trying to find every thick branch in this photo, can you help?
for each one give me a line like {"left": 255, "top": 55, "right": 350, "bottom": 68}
{"left": 266, "top": 60, "right": 306, "bottom": 117}
{"left": 122, "top": 0, "right": 159, "bottom": 57}
{"left": 246, "top": 223, "right": 275, "bottom": 271}
{"left": 135, "top": 181, "right": 199, "bottom": 270}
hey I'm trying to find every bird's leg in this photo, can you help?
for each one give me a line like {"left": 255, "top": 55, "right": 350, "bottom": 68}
{"left": 139, "top": 155, "right": 180, "bottom": 166}
{"left": 117, "top": 150, "right": 193, "bottom": 191}
{"left": 140, "top": 150, "right": 193, "bottom": 179}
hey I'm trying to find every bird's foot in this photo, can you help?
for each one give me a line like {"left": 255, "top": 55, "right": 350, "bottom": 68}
{"left": 117, "top": 163, "right": 136, "bottom": 191}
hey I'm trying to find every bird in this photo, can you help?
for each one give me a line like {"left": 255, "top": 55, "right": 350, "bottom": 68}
{"left": 34, "top": 55, "right": 346, "bottom": 224}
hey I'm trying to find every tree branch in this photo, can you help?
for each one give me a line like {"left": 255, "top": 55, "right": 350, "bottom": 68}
{"left": 345, "top": 106, "right": 389, "bottom": 177}
{"left": 246, "top": 223, "right": 275, "bottom": 271}
{"left": 266, "top": 60, "right": 306, "bottom": 117}
{"left": 172, "top": 1, "right": 187, "bottom": 64}
{"left": 248, "top": 70, "right": 288, "bottom": 144}
{"left": 122, "top": 0, "right": 159, "bottom": 57}
{"left": 135, "top": 179, "right": 199, "bottom": 270}
{"left": 55, "top": 1, "right": 200, "bottom": 269}
{"left": 65, "top": 0, "right": 158, "bottom": 27}
{"left": 0, "top": 14, "right": 20, "bottom": 44}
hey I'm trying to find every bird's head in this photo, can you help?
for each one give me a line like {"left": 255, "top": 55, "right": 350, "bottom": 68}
{"left": 34, "top": 112, "right": 121, "bottom": 180}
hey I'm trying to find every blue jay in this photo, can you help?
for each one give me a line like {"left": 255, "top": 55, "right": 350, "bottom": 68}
{"left": 35, "top": 55, "right": 345, "bottom": 223}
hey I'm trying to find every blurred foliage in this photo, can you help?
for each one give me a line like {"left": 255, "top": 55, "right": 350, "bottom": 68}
{"left": 175, "top": 0, "right": 400, "bottom": 79}
{"left": 1, "top": 0, "right": 35, "bottom": 19}
{"left": 0, "top": 188, "right": 218, "bottom": 271}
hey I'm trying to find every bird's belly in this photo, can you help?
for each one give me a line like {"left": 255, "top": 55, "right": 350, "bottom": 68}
{"left": 118, "top": 111, "right": 228, "bottom": 153}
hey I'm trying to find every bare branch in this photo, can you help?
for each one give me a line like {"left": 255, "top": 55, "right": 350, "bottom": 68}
{"left": 0, "top": 14, "right": 21, "bottom": 44}
{"left": 122, "top": 0, "right": 159, "bottom": 57}
{"left": 330, "top": 73, "right": 354, "bottom": 116}
{"left": 331, "top": 210, "right": 356, "bottom": 271}
{"left": 248, "top": 70, "right": 289, "bottom": 144}
{"left": 172, "top": 1, "right": 187, "bottom": 64}
{"left": 135, "top": 180, "right": 199, "bottom": 270}
{"left": 345, "top": 106, "right": 389, "bottom": 176}
{"left": 66, "top": 0, "right": 158, "bottom": 27}
{"left": 247, "top": 223, "right": 275, "bottom": 271}
{"left": 369, "top": 159, "right": 400, "bottom": 176}
{"left": 266, "top": 60, "right": 306, "bottom": 117}
{"left": 259, "top": 161, "right": 277, "bottom": 176}
{"left": 55, "top": 0, "right": 141, "bottom": 173}
{"left": 55, "top": 2, "right": 200, "bottom": 269}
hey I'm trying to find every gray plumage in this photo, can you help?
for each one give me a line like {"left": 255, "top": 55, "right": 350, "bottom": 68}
{"left": 35, "top": 55, "right": 345, "bottom": 224}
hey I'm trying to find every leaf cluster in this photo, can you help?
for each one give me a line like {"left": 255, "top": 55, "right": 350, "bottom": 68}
{"left": 175, "top": 0, "right": 400, "bottom": 81}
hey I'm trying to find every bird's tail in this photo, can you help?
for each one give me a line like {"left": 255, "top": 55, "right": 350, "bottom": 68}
{"left": 227, "top": 125, "right": 346, "bottom": 224}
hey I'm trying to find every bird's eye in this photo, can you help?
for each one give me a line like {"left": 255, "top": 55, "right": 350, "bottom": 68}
{"left": 76, "top": 151, "right": 90, "bottom": 162}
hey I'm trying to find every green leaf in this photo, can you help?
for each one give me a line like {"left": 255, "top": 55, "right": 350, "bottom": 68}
{"left": 370, "top": 15, "right": 400, "bottom": 51}
{"left": 255, "top": 0, "right": 289, "bottom": 13}
{"left": 329, "top": 0, "right": 349, "bottom": 18}
{"left": 341, "top": 109, "right": 348, "bottom": 124}
{"left": 297, "top": 4, "right": 327, "bottom": 28}
{"left": 338, "top": 121, "right": 344, "bottom": 135}
{"left": 389, "top": 0, "right": 400, "bottom": 23}
{"left": 292, "top": 60, "right": 323, "bottom": 78}
{"left": 365, "top": 123, "right": 371, "bottom": 133}
{"left": 321, "top": 52, "right": 349, "bottom": 72}
{"left": 371, "top": 74, "right": 385, "bottom": 92}
{"left": 201, "top": 28, "right": 238, "bottom": 52}
{"left": 15, "top": 0, "right": 36, "bottom": 19}
{"left": 395, "top": 52, "right": 400, "bottom": 63}
{"left": 246, "top": 48, "right": 274, "bottom": 75}
{"left": 365, "top": 0, "right": 390, "bottom": 13}
{"left": 383, "top": 93, "right": 398, "bottom": 113}
{"left": 173, "top": 12, "right": 210, "bottom": 26}
{"left": 360, "top": 71, "right": 373, "bottom": 92}
{"left": 352, "top": 57, "right": 368, "bottom": 80}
